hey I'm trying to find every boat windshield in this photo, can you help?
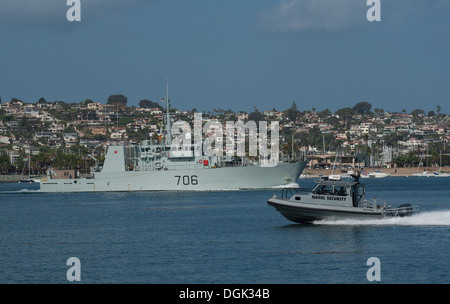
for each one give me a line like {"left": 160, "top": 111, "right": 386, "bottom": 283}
{"left": 313, "top": 184, "right": 349, "bottom": 196}
{"left": 313, "top": 185, "right": 334, "bottom": 195}
{"left": 335, "top": 186, "right": 347, "bottom": 196}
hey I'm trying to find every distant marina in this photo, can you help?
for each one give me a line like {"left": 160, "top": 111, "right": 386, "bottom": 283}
{"left": 301, "top": 166, "right": 450, "bottom": 178}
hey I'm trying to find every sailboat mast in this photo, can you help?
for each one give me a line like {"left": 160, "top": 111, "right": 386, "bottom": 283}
{"left": 165, "top": 79, "right": 172, "bottom": 146}
{"left": 28, "top": 148, "right": 31, "bottom": 177}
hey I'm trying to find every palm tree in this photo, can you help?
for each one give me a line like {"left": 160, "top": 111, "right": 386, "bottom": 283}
{"left": 282, "top": 135, "right": 300, "bottom": 159}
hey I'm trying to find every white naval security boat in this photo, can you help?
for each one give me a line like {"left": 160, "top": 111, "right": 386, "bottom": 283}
{"left": 40, "top": 90, "right": 307, "bottom": 193}
{"left": 267, "top": 172, "right": 418, "bottom": 224}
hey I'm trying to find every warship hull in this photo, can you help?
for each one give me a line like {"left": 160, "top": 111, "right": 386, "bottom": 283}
{"left": 40, "top": 161, "right": 306, "bottom": 192}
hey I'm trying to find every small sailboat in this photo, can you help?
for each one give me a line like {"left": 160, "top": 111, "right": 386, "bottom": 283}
{"left": 412, "top": 170, "right": 435, "bottom": 177}
{"left": 360, "top": 169, "right": 390, "bottom": 178}
{"left": 18, "top": 149, "right": 37, "bottom": 183}
{"left": 434, "top": 151, "right": 450, "bottom": 177}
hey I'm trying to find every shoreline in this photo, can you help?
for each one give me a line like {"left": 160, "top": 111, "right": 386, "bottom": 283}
{"left": 303, "top": 166, "right": 450, "bottom": 178}
{"left": 2, "top": 166, "right": 450, "bottom": 183}
{"left": 0, "top": 175, "right": 44, "bottom": 183}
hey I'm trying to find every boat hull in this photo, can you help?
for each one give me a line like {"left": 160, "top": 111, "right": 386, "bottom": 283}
{"left": 267, "top": 198, "right": 384, "bottom": 224}
{"left": 40, "top": 161, "right": 306, "bottom": 192}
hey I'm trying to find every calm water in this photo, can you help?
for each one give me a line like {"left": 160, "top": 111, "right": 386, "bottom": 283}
{"left": 0, "top": 177, "right": 449, "bottom": 284}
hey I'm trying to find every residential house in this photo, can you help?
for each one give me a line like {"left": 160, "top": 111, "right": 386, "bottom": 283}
{"left": 90, "top": 126, "right": 108, "bottom": 136}
{"left": 49, "top": 123, "right": 64, "bottom": 133}
{"left": 126, "top": 122, "right": 147, "bottom": 131}
{"left": 22, "top": 105, "right": 39, "bottom": 117}
{"left": 76, "top": 112, "right": 100, "bottom": 125}
{"left": 358, "top": 123, "right": 372, "bottom": 135}
{"left": 0, "top": 135, "right": 11, "bottom": 144}
{"left": 63, "top": 133, "right": 78, "bottom": 148}
{"left": 110, "top": 127, "right": 126, "bottom": 139}
{"left": 237, "top": 113, "right": 248, "bottom": 121}
{"left": 88, "top": 102, "right": 102, "bottom": 111}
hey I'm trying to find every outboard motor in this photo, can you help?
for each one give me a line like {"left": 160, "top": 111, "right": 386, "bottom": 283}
{"left": 397, "top": 203, "right": 414, "bottom": 217}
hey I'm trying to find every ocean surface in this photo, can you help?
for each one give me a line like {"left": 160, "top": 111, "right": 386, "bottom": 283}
{"left": 0, "top": 177, "right": 449, "bottom": 284}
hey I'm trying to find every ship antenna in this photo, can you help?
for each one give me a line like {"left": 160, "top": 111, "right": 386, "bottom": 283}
{"left": 165, "top": 78, "right": 172, "bottom": 146}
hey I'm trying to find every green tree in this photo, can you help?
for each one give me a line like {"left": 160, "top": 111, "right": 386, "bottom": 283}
{"left": 107, "top": 94, "right": 128, "bottom": 108}
{"left": 117, "top": 116, "right": 134, "bottom": 127}
{"left": 247, "top": 109, "right": 265, "bottom": 124}
{"left": 431, "top": 150, "right": 440, "bottom": 166}
{"left": 318, "top": 109, "right": 331, "bottom": 118}
{"left": 353, "top": 101, "right": 372, "bottom": 115}
{"left": 139, "top": 99, "right": 161, "bottom": 109}
{"left": 10, "top": 97, "right": 22, "bottom": 104}
{"left": 436, "top": 105, "right": 442, "bottom": 116}
{"left": 52, "top": 153, "right": 85, "bottom": 170}
{"left": 335, "top": 107, "right": 355, "bottom": 129}
{"left": 436, "top": 105, "right": 443, "bottom": 122}
{"left": 284, "top": 108, "right": 299, "bottom": 122}
{"left": 0, "top": 153, "right": 13, "bottom": 174}
{"left": 393, "top": 154, "right": 407, "bottom": 167}
{"left": 282, "top": 136, "right": 300, "bottom": 158}
{"left": 325, "top": 116, "right": 340, "bottom": 127}
{"left": 410, "top": 109, "right": 425, "bottom": 116}
{"left": 0, "top": 110, "right": 14, "bottom": 122}
{"left": 405, "top": 151, "right": 420, "bottom": 167}
{"left": 373, "top": 108, "right": 384, "bottom": 116}
{"left": 283, "top": 102, "right": 300, "bottom": 122}
{"left": 33, "top": 152, "right": 53, "bottom": 171}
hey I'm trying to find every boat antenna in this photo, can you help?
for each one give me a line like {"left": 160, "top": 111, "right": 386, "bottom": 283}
{"left": 351, "top": 170, "right": 361, "bottom": 183}
{"left": 165, "top": 78, "right": 172, "bottom": 146}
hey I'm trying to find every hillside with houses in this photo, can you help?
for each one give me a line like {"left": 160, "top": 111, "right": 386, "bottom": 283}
{"left": 0, "top": 96, "right": 449, "bottom": 178}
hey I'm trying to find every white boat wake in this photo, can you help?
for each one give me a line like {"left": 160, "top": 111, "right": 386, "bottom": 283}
{"left": 313, "top": 210, "right": 450, "bottom": 226}
{"left": 0, "top": 189, "right": 41, "bottom": 194}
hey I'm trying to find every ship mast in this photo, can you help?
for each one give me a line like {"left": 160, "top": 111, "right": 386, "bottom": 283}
{"left": 164, "top": 79, "right": 172, "bottom": 146}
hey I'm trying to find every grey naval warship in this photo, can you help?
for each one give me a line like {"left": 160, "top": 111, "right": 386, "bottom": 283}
{"left": 40, "top": 92, "right": 307, "bottom": 193}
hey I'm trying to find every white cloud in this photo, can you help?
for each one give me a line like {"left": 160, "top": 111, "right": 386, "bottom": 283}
{"left": 256, "top": 0, "right": 449, "bottom": 34}
{"left": 257, "top": 0, "right": 366, "bottom": 34}
{"left": 0, "top": 0, "right": 148, "bottom": 31}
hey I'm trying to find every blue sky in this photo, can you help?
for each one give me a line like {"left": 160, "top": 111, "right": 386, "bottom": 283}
{"left": 1, "top": 0, "right": 449, "bottom": 114}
